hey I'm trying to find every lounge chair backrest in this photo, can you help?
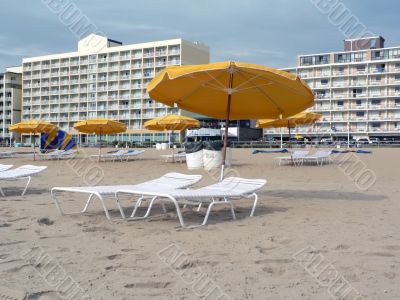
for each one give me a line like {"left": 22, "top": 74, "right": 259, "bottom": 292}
{"left": 292, "top": 150, "right": 309, "bottom": 158}
{"left": 138, "top": 172, "right": 202, "bottom": 189}
{"left": 313, "top": 150, "right": 332, "bottom": 158}
{"left": 0, "top": 165, "right": 47, "bottom": 179}
{"left": 200, "top": 177, "right": 267, "bottom": 194}
{"left": 124, "top": 149, "right": 145, "bottom": 155}
{"left": 0, "top": 164, "right": 13, "bottom": 172}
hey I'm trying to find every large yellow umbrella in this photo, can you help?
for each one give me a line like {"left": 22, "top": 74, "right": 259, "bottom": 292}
{"left": 144, "top": 114, "right": 200, "bottom": 162}
{"left": 74, "top": 119, "right": 126, "bottom": 160}
{"left": 257, "top": 112, "right": 322, "bottom": 149}
{"left": 148, "top": 61, "right": 314, "bottom": 179}
{"left": 9, "top": 120, "right": 57, "bottom": 160}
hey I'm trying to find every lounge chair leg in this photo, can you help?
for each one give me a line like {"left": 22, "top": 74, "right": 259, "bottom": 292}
{"left": 249, "top": 193, "right": 258, "bottom": 217}
{"left": 130, "top": 196, "right": 145, "bottom": 217}
{"left": 167, "top": 196, "right": 186, "bottom": 228}
{"left": 0, "top": 187, "right": 5, "bottom": 197}
{"left": 51, "top": 190, "right": 65, "bottom": 215}
{"left": 196, "top": 203, "right": 202, "bottom": 212}
{"left": 161, "top": 202, "right": 167, "bottom": 213}
{"left": 202, "top": 202, "right": 215, "bottom": 225}
{"left": 81, "top": 194, "right": 95, "bottom": 213}
{"left": 115, "top": 193, "right": 126, "bottom": 218}
{"left": 141, "top": 196, "right": 158, "bottom": 218}
{"left": 98, "top": 195, "right": 110, "bottom": 220}
{"left": 21, "top": 176, "right": 31, "bottom": 196}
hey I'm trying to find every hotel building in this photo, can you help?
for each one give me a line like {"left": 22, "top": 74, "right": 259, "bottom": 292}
{"left": 21, "top": 34, "right": 209, "bottom": 144}
{"left": 266, "top": 36, "right": 400, "bottom": 140}
{"left": 0, "top": 66, "right": 22, "bottom": 143}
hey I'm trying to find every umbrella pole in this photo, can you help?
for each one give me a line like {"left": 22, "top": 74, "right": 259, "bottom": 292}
{"left": 98, "top": 130, "right": 101, "bottom": 162}
{"left": 33, "top": 133, "right": 36, "bottom": 161}
{"left": 220, "top": 71, "right": 234, "bottom": 181}
{"left": 171, "top": 131, "right": 175, "bottom": 163}
{"left": 288, "top": 121, "right": 294, "bottom": 165}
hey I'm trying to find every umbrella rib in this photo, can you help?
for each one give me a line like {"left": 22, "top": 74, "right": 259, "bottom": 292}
{"left": 238, "top": 68, "right": 312, "bottom": 98}
{"left": 175, "top": 71, "right": 228, "bottom": 105}
{"left": 234, "top": 71, "right": 284, "bottom": 114}
{"left": 186, "top": 72, "right": 226, "bottom": 91}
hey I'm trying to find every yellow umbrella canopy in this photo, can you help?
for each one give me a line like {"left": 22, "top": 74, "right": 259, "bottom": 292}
{"left": 74, "top": 119, "right": 126, "bottom": 161}
{"left": 144, "top": 114, "right": 200, "bottom": 131}
{"left": 9, "top": 120, "right": 57, "bottom": 134}
{"left": 144, "top": 114, "right": 200, "bottom": 163}
{"left": 256, "top": 112, "right": 322, "bottom": 128}
{"left": 147, "top": 61, "right": 314, "bottom": 179}
{"left": 147, "top": 61, "right": 314, "bottom": 120}
{"left": 9, "top": 120, "right": 58, "bottom": 160}
{"left": 74, "top": 119, "right": 126, "bottom": 134}
{"left": 257, "top": 112, "right": 321, "bottom": 149}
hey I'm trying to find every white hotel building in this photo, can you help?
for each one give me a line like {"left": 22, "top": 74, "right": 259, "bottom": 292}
{"left": 21, "top": 34, "right": 209, "bottom": 144}
{"left": 266, "top": 36, "right": 400, "bottom": 140}
{"left": 0, "top": 66, "right": 22, "bottom": 143}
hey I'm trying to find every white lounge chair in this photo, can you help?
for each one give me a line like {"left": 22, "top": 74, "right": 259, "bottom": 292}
{"left": 302, "top": 150, "right": 333, "bottom": 166}
{"left": 0, "top": 164, "right": 13, "bottom": 172}
{"left": 0, "top": 165, "right": 47, "bottom": 196}
{"left": 275, "top": 150, "right": 309, "bottom": 166}
{"left": 115, "top": 177, "right": 267, "bottom": 228}
{"left": 160, "top": 153, "right": 186, "bottom": 163}
{"left": 119, "top": 149, "right": 145, "bottom": 161}
{"left": 51, "top": 173, "right": 202, "bottom": 219}
{"left": 39, "top": 149, "right": 69, "bottom": 160}
{"left": 0, "top": 151, "right": 15, "bottom": 158}
{"left": 89, "top": 149, "right": 127, "bottom": 162}
{"left": 57, "top": 149, "right": 78, "bottom": 160}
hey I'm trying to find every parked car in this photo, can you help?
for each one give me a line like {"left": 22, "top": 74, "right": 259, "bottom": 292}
{"left": 320, "top": 138, "right": 333, "bottom": 144}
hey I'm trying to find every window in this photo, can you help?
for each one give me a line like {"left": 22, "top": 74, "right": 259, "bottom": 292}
{"left": 371, "top": 99, "right": 381, "bottom": 105}
{"left": 300, "top": 56, "right": 313, "bottom": 66}
{"left": 356, "top": 100, "right": 362, "bottom": 106}
{"left": 371, "top": 39, "right": 377, "bottom": 49}
{"left": 357, "top": 65, "right": 365, "bottom": 71}
{"left": 371, "top": 122, "right": 380, "bottom": 128}
{"left": 356, "top": 111, "right": 364, "bottom": 117}
{"left": 321, "top": 79, "right": 328, "bottom": 85}
{"left": 337, "top": 101, "right": 344, "bottom": 106}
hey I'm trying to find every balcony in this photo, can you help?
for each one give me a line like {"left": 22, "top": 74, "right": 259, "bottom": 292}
{"left": 334, "top": 94, "right": 347, "bottom": 99}
{"left": 353, "top": 93, "right": 367, "bottom": 98}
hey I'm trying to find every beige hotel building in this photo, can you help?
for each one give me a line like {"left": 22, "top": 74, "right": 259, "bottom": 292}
{"left": 21, "top": 34, "right": 209, "bottom": 144}
{"left": 265, "top": 36, "right": 400, "bottom": 141}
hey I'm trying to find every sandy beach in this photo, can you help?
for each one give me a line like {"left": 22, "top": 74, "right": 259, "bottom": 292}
{"left": 0, "top": 147, "right": 399, "bottom": 299}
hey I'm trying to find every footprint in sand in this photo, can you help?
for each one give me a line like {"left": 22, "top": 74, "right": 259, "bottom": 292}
{"left": 255, "top": 245, "right": 278, "bottom": 254}
{"left": 106, "top": 254, "right": 121, "bottom": 260}
{"left": 385, "top": 245, "right": 400, "bottom": 251}
{"left": 37, "top": 218, "right": 54, "bottom": 226}
{"left": 262, "top": 266, "right": 285, "bottom": 276}
{"left": 335, "top": 244, "right": 350, "bottom": 250}
{"left": 27, "top": 291, "right": 62, "bottom": 299}
{"left": 82, "top": 226, "right": 115, "bottom": 233}
{"left": 384, "top": 272, "right": 396, "bottom": 279}
{"left": 365, "top": 252, "right": 395, "bottom": 257}
{"left": 124, "top": 282, "right": 171, "bottom": 289}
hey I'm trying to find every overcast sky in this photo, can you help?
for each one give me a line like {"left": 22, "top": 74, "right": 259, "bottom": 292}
{"left": 1, "top": 0, "right": 399, "bottom": 71}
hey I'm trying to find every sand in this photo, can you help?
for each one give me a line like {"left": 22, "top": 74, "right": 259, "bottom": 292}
{"left": 0, "top": 146, "right": 399, "bottom": 300}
